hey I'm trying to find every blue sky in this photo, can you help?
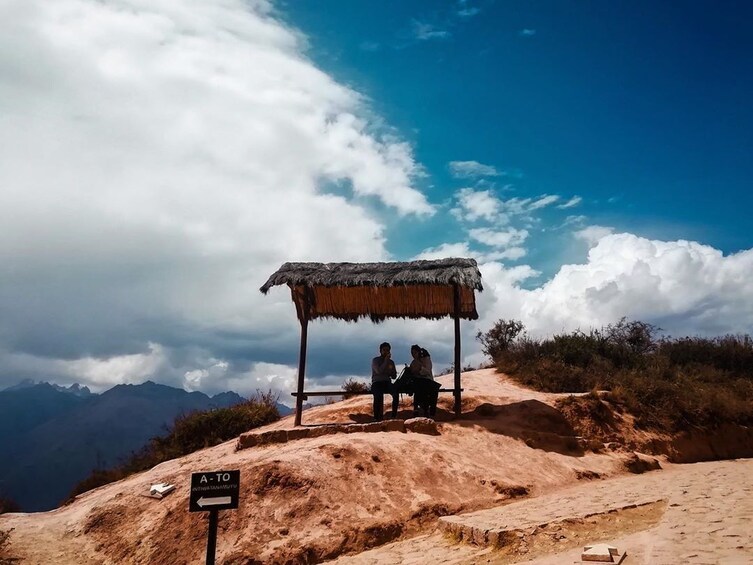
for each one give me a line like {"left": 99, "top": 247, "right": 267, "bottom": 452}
{"left": 2, "top": 0, "right": 753, "bottom": 396}
{"left": 284, "top": 0, "right": 753, "bottom": 275}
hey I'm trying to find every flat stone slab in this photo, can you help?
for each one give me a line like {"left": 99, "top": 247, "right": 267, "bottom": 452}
{"left": 582, "top": 543, "right": 621, "bottom": 562}
{"left": 439, "top": 470, "right": 665, "bottom": 548}
{"left": 237, "top": 418, "right": 439, "bottom": 450}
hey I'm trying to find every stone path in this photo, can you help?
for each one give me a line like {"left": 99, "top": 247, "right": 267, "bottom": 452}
{"left": 328, "top": 459, "right": 753, "bottom": 564}
{"left": 438, "top": 473, "right": 662, "bottom": 547}
{"left": 236, "top": 418, "right": 439, "bottom": 449}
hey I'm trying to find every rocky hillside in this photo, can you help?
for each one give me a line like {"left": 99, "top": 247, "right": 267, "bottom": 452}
{"left": 1, "top": 369, "right": 666, "bottom": 564}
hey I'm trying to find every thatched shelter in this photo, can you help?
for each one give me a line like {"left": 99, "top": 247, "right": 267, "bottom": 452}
{"left": 260, "top": 258, "right": 483, "bottom": 425}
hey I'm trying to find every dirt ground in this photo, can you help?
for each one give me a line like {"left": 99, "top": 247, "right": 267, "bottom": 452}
{"left": 1, "top": 369, "right": 749, "bottom": 564}
{"left": 330, "top": 458, "right": 753, "bottom": 564}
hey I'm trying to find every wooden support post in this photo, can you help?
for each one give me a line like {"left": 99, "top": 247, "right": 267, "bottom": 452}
{"left": 294, "top": 316, "right": 308, "bottom": 426}
{"left": 453, "top": 284, "right": 462, "bottom": 417}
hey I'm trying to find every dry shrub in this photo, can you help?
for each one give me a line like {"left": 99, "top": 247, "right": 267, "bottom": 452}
{"left": 479, "top": 318, "right": 753, "bottom": 433}
{"left": 67, "top": 393, "right": 280, "bottom": 501}
{"left": 341, "top": 378, "right": 370, "bottom": 398}
{"left": 0, "top": 528, "right": 13, "bottom": 558}
{"left": 556, "top": 392, "right": 616, "bottom": 438}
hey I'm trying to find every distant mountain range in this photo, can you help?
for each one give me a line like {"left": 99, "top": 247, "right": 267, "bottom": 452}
{"left": 3, "top": 379, "right": 93, "bottom": 397}
{"left": 0, "top": 380, "right": 292, "bottom": 512}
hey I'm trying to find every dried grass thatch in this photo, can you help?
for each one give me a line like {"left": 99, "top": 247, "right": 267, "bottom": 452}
{"left": 260, "top": 258, "right": 483, "bottom": 322}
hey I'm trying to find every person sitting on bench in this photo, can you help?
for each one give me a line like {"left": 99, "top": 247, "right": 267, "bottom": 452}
{"left": 371, "top": 341, "right": 398, "bottom": 421}
{"left": 409, "top": 344, "right": 440, "bottom": 417}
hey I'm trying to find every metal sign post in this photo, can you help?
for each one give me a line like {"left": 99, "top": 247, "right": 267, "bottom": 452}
{"left": 190, "top": 470, "right": 240, "bottom": 565}
{"left": 205, "top": 508, "right": 219, "bottom": 565}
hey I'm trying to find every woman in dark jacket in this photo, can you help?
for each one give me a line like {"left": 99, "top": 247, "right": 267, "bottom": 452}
{"left": 409, "top": 345, "right": 440, "bottom": 417}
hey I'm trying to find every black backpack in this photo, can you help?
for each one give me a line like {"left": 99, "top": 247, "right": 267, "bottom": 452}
{"left": 393, "top": 366, "right": 417, "bottom": 395}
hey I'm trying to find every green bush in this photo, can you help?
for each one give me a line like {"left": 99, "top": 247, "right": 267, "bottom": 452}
{"left": 476, "top": 319, "right": 525, "bottom": 360}
{"left": 659, "top": 334, "right": 753, "bottom": 376}
{"left": 150, "top": 393, "right": 279, "bottom": 458}
{"left": 478, "top": 318, "right": 753, "bottom": 433}
{"left": 67, "top": 393, "right": 280, "bottom": 502}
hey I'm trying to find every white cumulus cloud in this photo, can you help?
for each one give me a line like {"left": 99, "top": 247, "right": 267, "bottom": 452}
{"left": 0, "top": 0, "right": 433, "bottom": 392}
{"left": 412, "top": 20, "right": 450, "bottom": 41}
{"left": 452, "top": 189, "right": 564, "bottom": 224}
{"left": 575, "top": 225, "right": 615, "bottom": 246}
{"left": 451, "top": 188, "right": 507, "bottom": 223}
{"left": 557, "top": 196, "right": 582, "bottom": 209}
{"left": 414, "top": 242, "right": 525, "bottom": 263}
{"left": 468, "top": 228, "right": 529, "bottom": 248}
{"left": 523, "top": 194, "right": 560, "bottom": 212}
{"left": 476, "top": 233, "right": 753, "bottom": 340}
{"left": 449, "top": 160, "right": 501, "bottom": 178}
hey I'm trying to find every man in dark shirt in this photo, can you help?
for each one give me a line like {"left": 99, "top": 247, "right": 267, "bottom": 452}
{"left": 371, "top": 341, "right": 398, "bottom": 421}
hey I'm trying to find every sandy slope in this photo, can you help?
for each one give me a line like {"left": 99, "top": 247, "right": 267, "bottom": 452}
{"left": 1, "top": 370, "right": 659, "bottom": 564}
{"left": 330, "top": 459, "right": 753, "bottom": 564}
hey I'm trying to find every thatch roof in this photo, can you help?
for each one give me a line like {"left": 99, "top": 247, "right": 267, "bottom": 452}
{"left": 260, "top": 258, "right": 483, "bottom": 322}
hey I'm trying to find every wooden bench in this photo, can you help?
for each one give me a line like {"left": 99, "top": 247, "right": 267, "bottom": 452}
{"left": 291, "top": 388, "right": 462, "bottom": 401}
